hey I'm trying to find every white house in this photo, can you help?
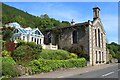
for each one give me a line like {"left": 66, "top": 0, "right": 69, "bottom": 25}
{"left": 11, "top": 24, "right": 44, "bottom": 45}
{"left": 6, "top": 22, "right": 58, "bottom": 50}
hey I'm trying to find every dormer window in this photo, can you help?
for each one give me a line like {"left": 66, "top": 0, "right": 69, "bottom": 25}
{"left": 35, "top": 30, "right": 40, "bottom": 35}
{"left": 14, "top": 29, "right": 19, "bottom": 33}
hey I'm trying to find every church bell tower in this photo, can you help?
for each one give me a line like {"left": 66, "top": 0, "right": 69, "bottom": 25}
{"left": 93, "top": 6, "right": 100, "bottom": 20}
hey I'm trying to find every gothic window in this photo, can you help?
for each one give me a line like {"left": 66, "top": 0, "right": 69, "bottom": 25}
{"left": 98, "top": 29, "right": 100, "bottom": 47}
{"left": 95, "top": 29, "right": 97, "bottom": 46}
{"left": 101, "top": 33, "right": 103, "bottom": 48}
{"left": 96, "top": 51, "right": 98, "bottom": 63}
{"left": 48, "top": 34, "right": 51, "bottom": 43}
{"left": 102, "top": 52, "right": 104, "bottom": 61}
{"left": 73, "top": 30, "right": 78, "bottom": 44}
{"left": 99, "top": 51, "right": 101, "bottom": 62}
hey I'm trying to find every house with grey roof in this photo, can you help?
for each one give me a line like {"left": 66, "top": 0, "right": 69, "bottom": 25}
{"left": 44, "top": 7, "right": 108, "bottom": 66}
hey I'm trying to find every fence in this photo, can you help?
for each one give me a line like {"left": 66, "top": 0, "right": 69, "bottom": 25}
{"left": 42, "top": 43, "right": 58, "bottom": 50}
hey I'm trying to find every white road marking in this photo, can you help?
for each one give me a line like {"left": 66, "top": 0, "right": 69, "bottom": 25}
{"left": 102, "top": 71, "right": 114, "bottom": 77}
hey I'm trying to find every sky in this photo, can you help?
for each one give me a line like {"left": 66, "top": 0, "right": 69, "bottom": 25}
{"left": 4, "top": 2, "right": 118, "bottom": 44}
{"left": 1, "top": 0, "right": 119, "bottom": 2}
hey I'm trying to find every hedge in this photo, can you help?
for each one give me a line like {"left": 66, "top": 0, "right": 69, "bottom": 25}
{"left": 39, "top": 49, "right": 78, "bottom": 60}
{"left": 29, "top": 58, "right": 86, "bottom": 74}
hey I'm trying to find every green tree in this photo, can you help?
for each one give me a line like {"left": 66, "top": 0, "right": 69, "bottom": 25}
{"left": 116, "top": 51, "right": 120, "bottom": 59}
{"left": 2, "top": 27, "right": 13, "bottom": 41}
{"left": 110, "top": 50, "right": 116, "bottom": 58}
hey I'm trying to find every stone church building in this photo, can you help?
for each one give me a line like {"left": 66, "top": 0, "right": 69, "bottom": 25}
{"left": 44, "top": 7, "right": 107, "bottom": 66}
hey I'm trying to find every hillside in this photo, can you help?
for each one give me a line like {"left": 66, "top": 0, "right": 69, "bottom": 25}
{"left": 2, "top": 3, "right": 70, "bottom": 30}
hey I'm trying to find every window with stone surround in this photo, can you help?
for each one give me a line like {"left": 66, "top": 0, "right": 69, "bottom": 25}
{"left": 98, "top": 29, "right": 100, "bottom": 47}
{"left": 96, "top": 51, "right": 98, "bottom": 63}
{"left": 99, "top": 51, "right": 101, "bottom": 62}
{"left": 101, "top": 33, "right": 103, "bottom": 48}
{"left": 95, "top": 29, "right": 97, "bottom": 46}
{"left": 73, "top": 30, "right": 78, "bottom": 44}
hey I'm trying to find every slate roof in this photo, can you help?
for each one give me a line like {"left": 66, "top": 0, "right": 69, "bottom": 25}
{"left": 46, "top": 21, "right": 89, "bottom": 31}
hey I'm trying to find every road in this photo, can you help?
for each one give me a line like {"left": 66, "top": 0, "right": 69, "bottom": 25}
{"left": 19, "top": 63, "right": 119, "bottom": 79}
{"left": 66, "top": 63, "right": 119, "bottom": 78}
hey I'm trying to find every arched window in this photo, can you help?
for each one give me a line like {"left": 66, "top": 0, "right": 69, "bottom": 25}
{"left": 96, "top": 51, "right": 98, "bottom": 63}
{"left": 99, "top": 51, "right": 101, "bottom": 62}
{"left": 95, "top": 29, "right": 97, "bottom": 46}
{"left": 73, "top": 30, "right": 78, "bottom": 44}
{"left": 101, "top": 33, "right": 103, "bottom": 48}
{"left": 98, "top": 29, "right": 100, "bottom": 47}
{"left": 102, "top": 52, "right": 104, "bottom": 62}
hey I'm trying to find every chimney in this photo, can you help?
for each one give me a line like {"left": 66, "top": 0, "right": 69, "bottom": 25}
{"left": 71, "top": 19, "right": 75, "bottom": 26}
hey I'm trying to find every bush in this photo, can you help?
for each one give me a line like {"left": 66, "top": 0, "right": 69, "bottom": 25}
{"left": 2, "top": 50, "right": 11, "bottom": 57}
{"left": 13, "top": 45, "right": 34, "bottom": 62}
{"left": 16, "top": 40, "right": 26, "bottom": 48}
{"left": 79, "top": 53, "right": 89, "bottom": 61}
{"left": 27, "top": 42, "right": 42, "bottom": 59}
{"left": 63, "top": 44, "right": 88, "bottom": 60}
{"left": 39, "top": 49, "right": 72, "bottom": 60}
{"left": 2, "top": 62, "right": 20, "bottom": 77}
{"left": 16, "top": 40, "right": 42, "bottom": 59}
{"left": 109, "top": 54, "right": 113, "bottom": 61}
{"left": 29, "top": 58, "right": 86, "bottom": 73}
{"left": 69, "top": 53, "right": 78, "bottom": 59}
{"left": 1, "top": 57, "right": 19, "bottom": 78}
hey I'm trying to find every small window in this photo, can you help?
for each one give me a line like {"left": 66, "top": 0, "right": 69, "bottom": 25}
{"left": 37, "top": 39, "right": 39, "bottom": 44}
{"left": 32, "top": 37, "right": 34, "bottom": 41}
{"left": 14, "top": 29, "right": 19, "bottom": 33}
{"left": 34, "top": 38, "right": 36, "bottom": 42}
{"left": 40, "top": 39, "right": 41, "bottom": 44}
{"left": 35, "top": 30, "right": 40, "bottom": 35}
{"left": 23, "top": 36, "right": 25, "bottom": 40}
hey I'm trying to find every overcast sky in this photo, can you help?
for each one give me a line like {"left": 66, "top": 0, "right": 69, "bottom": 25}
{"left": 4, "top": 2, "right": 118, "bottom": 44}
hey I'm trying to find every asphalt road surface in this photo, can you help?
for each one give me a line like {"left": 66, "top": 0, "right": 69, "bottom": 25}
{"left": 66, "top": 64, "right": 119, "bottom": 78}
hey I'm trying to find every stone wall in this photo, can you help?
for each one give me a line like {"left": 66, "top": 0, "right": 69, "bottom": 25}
{"left": 58, "top": 26, "right": 89, "bottom": 54}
